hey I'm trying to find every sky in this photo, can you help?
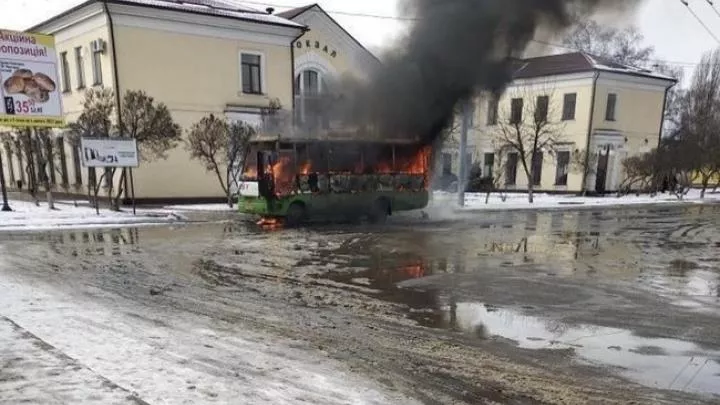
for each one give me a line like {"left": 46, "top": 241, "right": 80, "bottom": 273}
{"left": 1, "top": 0, "right": 719, "bottom": 86}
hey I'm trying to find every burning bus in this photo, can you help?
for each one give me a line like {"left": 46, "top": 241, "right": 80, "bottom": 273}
{"left": 236, "top": 135, "right": 431, "bottom": 225}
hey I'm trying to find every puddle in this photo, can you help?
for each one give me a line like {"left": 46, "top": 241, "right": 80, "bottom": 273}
{"left": 315, "top": 206, "right": 720, "bottom": 397}
{"left": 438, "top": 303, "right": 720, "bottom": 396}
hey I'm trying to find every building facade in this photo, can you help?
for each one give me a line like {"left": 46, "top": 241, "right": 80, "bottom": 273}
{"left": 1, "top": 0, "right": 305, "bottom": 203}
{"left": 443, "top": 52, "right": 676, "bottom": 194}
{"left": 277, "top": 4, "right": 380, "bottom": 134}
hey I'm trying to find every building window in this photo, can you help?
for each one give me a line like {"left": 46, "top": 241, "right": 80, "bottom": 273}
{"left": 562, "top": 93, "right": 576, "bottom": 121}
{"left": 486, "top": 95, "right": 499, "bottom": 125}
{"left": 295, "top": 69, "right": 328, "bottom": 129}
{"left": 71, "top": 142, "right": 82, "bottom": 186}
{"left": 60, "top": 51, "right": 71, "bottom": 92}
{"left": 56, "top": 137, "right": 68, "bottom": 187}
{"left": 74, "top": 46, "right": 85, "bottom": 89}
{"left": 91, "top": 48, "right": 103, "bottom": 86}
{"left": 605, "top": 93, "right": 617, "bottom": 121}
{"left": 483, "top": 153, "right": 494, "bottom": 179}
{"left": 555, "top": 151, "right": 570, "bottom": 186}
{"left": 442, "top": 152, "right": 452, "bottom": 175}
{"left": 532, "top": 151, "right": 543, "bottom": 186}
{"left": 241, "top": 53, "right": 262, "bottom": 94}
{"left": 535, "top": 95, "right": 549, "bottom": 123}
{"left": 505, "top": 152, "right": 518, "bottom": 185}
{"left": 510, "top": 98, "right": 523, "bottom": 125}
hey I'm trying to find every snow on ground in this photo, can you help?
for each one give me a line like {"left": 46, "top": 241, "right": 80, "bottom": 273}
{"left": 0, "top": 316, "right": 139, "bottom": 404}
{"left": 161, "top": 203, "right": 234, "bottom": 212}
{"left": 1, "top": 189, "right": 718, "bottom": 232}
{"left": 433, "top": 189, "right": 720, "bottom": 211}
{"left": 0, "top": 254, "right": 419, "bottom": 405}
{"left": 0, "top": 199, "right": 185, "bottom": 232}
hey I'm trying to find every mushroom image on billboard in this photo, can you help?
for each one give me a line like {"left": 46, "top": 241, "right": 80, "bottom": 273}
{"left": 0, "top": 29, "right": 64, "bottom": 128}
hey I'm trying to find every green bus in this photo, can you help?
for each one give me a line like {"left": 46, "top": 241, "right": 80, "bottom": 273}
{"left": 235, "top": 135, "right": 431, "bottom": 225}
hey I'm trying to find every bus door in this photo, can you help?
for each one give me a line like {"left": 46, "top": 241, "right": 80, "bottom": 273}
{"left": 258, "top": 150, "right": 277, "bottom": 199}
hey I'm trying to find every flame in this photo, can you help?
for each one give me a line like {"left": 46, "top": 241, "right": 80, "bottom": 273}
{"left": 247, "top": 145, "right": 432, "bottom": 197}
{"left": 271, "top": 156, "right": 295, "bottom": 196}
{"left": 243, "top": 166, "right": 257, "bottom": 179}
{"left": 257, "top": 217, "right": 283, "bottom": 230}
{"left": 400, "top": 261, "right": 426, "bottom": 279}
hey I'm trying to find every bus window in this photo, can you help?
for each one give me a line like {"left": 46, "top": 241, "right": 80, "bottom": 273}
{"left": 241, "top": 146, "right": 259, "bottom": 180}
{"left": 272, "top": 150, "right": 295, "bottom": 196}
{"left": 329, "top": 144, "right": 362, "bottom": 173}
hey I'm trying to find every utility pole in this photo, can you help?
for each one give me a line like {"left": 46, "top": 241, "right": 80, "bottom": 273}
{"left": 0, "top": 152, "right": 12, "bottom": 211}
{"left": 457, "top": 99, "right": 473, "bottom": 207}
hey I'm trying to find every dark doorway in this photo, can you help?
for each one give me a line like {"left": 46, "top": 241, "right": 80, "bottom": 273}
{"left": 595, "top": 147, "right": 610, "bottom": 194}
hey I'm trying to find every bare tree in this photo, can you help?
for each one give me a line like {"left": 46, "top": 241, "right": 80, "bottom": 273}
{"left": 620, "top": 139, "right": 695, "bottom": 200}
{"left": 226, "top": 121, "right": 256, "bottom": 206}
{"left": 111, "top": 90, "right": 181, "bottom": 210}
{"left": 32, "top": 128, "right": 56, "bottom": 209}
{"left": 186, "top": 115, "right": 256, "bottom": 205}
{"left": 562, "top": 21, "right": 654, "bottom": 67}
{"left": 0, "top": 133, "right": 15, "bottom": 186}
{"left": 479, "top": 141, "right": 508, "bottom": 204}
{"left": 617, "top": 154, "right": 653, "bottom": 195}
{"left": 186, "top": 114, "right": 231, "bottom": 196}
{"left": 494, "top": 87, "right": 566, "bottom": 203}
{"left": 570, "top": 148, "right": 597, "bottom": 195}
{"left": 674, "top": 49, "right": 720, "bottom": 198}
{"left": 67, "top": 88, "right": 115, "bottom": 208}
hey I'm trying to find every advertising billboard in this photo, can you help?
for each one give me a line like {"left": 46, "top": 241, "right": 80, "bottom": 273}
{"left": 81, "top": 138, "right": 139, "bottom": 168}
{"left": 0, "top": 29, "right": 64, "bottom": 128}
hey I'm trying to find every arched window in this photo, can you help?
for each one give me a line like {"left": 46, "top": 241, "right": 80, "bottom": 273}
{"left": 295, "top": 69, "right": 329, "bottom": 130}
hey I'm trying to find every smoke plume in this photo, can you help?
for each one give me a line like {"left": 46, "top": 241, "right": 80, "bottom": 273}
{"left": 329, "top": 0, "right": 639, "bottom": 145}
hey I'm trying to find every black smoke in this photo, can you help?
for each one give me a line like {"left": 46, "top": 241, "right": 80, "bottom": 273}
{"left": 327, "top": 0, "right": 637, "bottom": 145}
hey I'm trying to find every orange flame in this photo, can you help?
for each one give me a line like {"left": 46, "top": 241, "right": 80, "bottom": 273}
{"left": 400, "top": 261, "right": 426, "bottom": 279}
{"left": 249, "top": 145, "right": 432, "bottom": 196}
{"left": 257, "top": 217, "right": 283, "bottom": 230}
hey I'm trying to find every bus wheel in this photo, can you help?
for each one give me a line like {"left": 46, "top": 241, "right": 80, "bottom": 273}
{"left": 368, "top": 198, "right": 390, "bottom": 224}
{"left": 286, "top": 202, "right": 306, "bottom": 227}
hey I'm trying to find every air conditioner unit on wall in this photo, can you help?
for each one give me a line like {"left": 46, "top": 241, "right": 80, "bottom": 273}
{"left": 90, "top": 39, "right": 106, "bottom": 53}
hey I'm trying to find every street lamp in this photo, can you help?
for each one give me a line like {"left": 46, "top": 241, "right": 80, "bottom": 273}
{"left": 0, "top": 152, "right": 11, "bottom": 211}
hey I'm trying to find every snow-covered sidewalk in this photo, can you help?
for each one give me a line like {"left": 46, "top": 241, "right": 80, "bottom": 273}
{"left": 0, "top": 199, "right": 186, "bottom": 232}
{"left": 435, "top": 189, "right": 720, "bottom": 212}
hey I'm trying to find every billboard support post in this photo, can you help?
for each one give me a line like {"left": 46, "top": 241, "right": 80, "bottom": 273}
{"left": 129, "top": 168, "right": 136, "bottom": 216}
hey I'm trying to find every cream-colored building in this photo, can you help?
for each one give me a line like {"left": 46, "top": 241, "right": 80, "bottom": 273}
{"left": 277, "top": 4, "right": 380, "bottom": 132}
{"left": 444, "top": 52, "right": 677, "bottom": 194}
{"left": 1, "top": 0, "right": 305, "bottom": 203}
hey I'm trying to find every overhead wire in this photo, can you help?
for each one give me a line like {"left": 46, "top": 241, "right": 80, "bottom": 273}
{"left": 705, "top": 0, "right": 720, "bottom": 20}
{"left": 680, "top": 0, "right": 720, "bottom": 43}
{"left": 255, "top": 0, "right": 706, "bottom": 69}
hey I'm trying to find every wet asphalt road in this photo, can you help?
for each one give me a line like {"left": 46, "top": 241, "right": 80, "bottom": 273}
{"left": 1, "top": 204, "right": 720, "bottom": 404}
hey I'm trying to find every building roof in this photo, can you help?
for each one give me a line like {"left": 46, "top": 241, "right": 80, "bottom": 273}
{"left": 275, "top": 3, "right": 380, "bottom": 64}
{"left": 276, "top": 4, "right": 317, "bottom": 20}
{"left": 513, "top": 52, "right": 677, "bottom": 83}
{"left": 30, "top": 0, "right": 304, "bottom": 31}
